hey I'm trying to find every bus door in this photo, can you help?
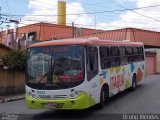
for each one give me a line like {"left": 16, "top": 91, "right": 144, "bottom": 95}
{"left": 86, "top": 46, "right": 100, "bottom": 103}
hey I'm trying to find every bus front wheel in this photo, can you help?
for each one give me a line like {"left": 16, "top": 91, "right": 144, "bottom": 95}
{"left": 97, "top": 85, "right": 109, "bottom": 109}
{"left": 97, "top": 89, "right": 105, "bottom": 109}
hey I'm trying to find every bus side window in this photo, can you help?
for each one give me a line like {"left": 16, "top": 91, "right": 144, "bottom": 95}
{"left": 99, "top": 46, "right": 110, "bottom": 69}
{"left": 126, "top": 47, "right": 133, "bottom": 63}
{"left": 86, "top": 46, "right": 98, "bottom": 81}
{"left": 119, "top": 46, "right": 127, "bottom": 65}
{"left": 132, "top": 47, "right": 138, "bottom": 62}
{"left": 138, "top": 47, "right": 144, "bottom": 61}
{"left": 110, "top": 46, "right": 120, "bottom": 67}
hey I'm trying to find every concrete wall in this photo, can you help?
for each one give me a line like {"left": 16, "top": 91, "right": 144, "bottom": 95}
{"left": 0, "top": 69, "right": 25, "bottom": 95}
{"left": 156, "top": 49, "right": 160, "bottom": 74}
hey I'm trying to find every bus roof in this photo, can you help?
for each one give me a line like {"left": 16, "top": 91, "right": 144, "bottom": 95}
{"left": 29, "top": 38, "right": 143, "bottom": 48}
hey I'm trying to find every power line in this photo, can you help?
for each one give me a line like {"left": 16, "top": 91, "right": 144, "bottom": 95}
{"left": 1, "top": 1, "right": 160, "bottom": 31}
{"left": 4, "top": 12, "right": 160, "bottom": 29}
{"left": 13, "top": 20, "right": 125, "bottom": 31}
{"left": 19, "top": 14, "right": 160, "bottom": 29}
{"left": 6, "top": 0, "right": 12, "bottom": 18}
{"left": 19, "top": 19, "right": 132, "bottom": 28}
{"left": 16, "top": 20, "right": 160, "bottom": 31}
{"left": 17, "top": 0, "right": 114, "bottom": 13}
{"left": 119, "top": 5, "right": 160, "bottom": 23}
{"left": 1, "top": 4, "right": 160, "bottom": 17}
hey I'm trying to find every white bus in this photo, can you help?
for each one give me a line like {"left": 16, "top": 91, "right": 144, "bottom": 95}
{"left": 25, "top": 38, "right": 145, "bottom": 109}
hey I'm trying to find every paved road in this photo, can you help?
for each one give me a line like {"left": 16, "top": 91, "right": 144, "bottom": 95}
{"left": 0, "top": 75, "right": 160, "bottom": 120}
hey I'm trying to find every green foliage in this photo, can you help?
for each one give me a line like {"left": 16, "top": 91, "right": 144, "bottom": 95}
{"left": 2, "top": 50, "right": 27, "bottom": 70}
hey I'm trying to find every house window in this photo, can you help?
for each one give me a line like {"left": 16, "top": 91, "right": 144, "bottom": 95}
{"left": 28, "top": 32, "right": 36, "bottom": 41}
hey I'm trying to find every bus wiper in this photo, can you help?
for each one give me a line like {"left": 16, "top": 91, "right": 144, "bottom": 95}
{"left": 37, "top": 73, "right": 48, "bottom": 83}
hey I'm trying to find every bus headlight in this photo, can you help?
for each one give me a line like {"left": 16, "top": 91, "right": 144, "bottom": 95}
{"left": 27, "top": 89, "right": 38, "bottom": 99}
{"left": 69, "top": 90, "right": 82, "bottom": 99}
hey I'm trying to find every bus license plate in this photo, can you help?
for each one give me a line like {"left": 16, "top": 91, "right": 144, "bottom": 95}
{"left": 43, "top": 102, "right": 57, "bottom": 108}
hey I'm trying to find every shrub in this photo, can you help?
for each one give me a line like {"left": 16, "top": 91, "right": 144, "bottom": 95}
{"left": 2, "top": 50, "right": 27, "bottom": 70}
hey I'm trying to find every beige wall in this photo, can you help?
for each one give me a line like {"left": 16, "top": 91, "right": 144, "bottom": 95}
{"left": 156, "top": 49, "right": 160, "bottom": 74}
{"left": 0, "top": 70, "right": 25, "bottom": 95}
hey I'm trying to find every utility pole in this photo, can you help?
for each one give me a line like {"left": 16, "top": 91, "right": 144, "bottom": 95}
{"left": 0, "top": 7, "right": 3, "bottom": 25}
{"left": 39, "top": 22, "right": 42, "bottom": 41}
{"left": 0, "top": 27, "right": 3, "bottom": 43}
{"left": 0, "top": 6, "right": 1, "bottom": 19}
{"left": 95, "top": 15, "right": 97, "bottom": 30}
{"left": 5, "top": 25, "right": 9, "bottom": 46}
{"left": 10, "top": 20, "right": 19, "bottom": 49}
{"left": 0, "top": 7, "right": 3, "bottom": 42}
{"left": 72, "top": 22, "right": 75, "bottom": 38}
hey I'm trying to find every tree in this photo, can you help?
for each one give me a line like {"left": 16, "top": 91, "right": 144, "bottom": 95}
{"left": 2, "top": 50, "right": 27, "bottom": 70}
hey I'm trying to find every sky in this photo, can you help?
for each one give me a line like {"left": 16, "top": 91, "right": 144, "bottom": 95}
{"left": 0, "top": 0, "right": 160, "bottom": 31}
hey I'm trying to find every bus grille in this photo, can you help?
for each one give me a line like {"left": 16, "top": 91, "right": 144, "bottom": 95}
{"left": 38, "top": 95, "right": 67, "bottom": 100}
{"left": 53, "top": 95, "right": 67, "bottom": 99}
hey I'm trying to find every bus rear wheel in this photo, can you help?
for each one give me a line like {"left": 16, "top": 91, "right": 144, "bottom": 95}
{"left": 131, "top": 74, "right": 137, "bottom": 91}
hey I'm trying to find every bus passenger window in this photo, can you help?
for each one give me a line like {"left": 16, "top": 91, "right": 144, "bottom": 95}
{"left": 138, "top": 47, "right": 144, "bottom": 61}
{"left": 100, "top": 46, "right": 110, "bottom": 69}
{"left": 119, "top": 46, "right": 127, "bottom": 65}
{"left": 86, "top": 47, "right": 98, "bottom": 81}
{"left": 88, "top": 54, "right": 96, "bottom": 71}
{"left": 110, "top": 46, "right": 120, "bottom": 67}
{"left": 126, "top": 47, "right": 133, "bottom": 63}
{"left": 126, "top": 47, "right": 133, "bottom": 55}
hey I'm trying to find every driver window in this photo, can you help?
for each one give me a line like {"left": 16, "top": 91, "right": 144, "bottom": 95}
{"left": 86, "top": 46, "right": 98, "bottom": 81}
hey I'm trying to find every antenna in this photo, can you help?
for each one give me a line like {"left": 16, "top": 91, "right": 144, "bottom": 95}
{"left": 95, "top": 15, "right": 96, "bottom": 30}
{"left": 0, "top": 6, "right": 1, "bottom": 19}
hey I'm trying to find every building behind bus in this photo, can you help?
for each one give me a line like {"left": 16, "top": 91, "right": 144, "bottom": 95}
{"left": 1, "top": 25, "right": 159, "bottom": 76}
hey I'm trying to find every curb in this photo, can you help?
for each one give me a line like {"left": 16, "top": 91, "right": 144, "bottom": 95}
{"left": 0, "top": 96, "right": 25, "bottom": 103}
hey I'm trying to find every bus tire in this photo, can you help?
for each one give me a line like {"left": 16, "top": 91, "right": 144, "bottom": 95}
{"left": 97, "top": 89, "right": 105, "bottom": 109}
{"left": 103, "top": 85, "right": 109, "bottom": 103}
{"left": 131, "top": 74, "right": 137, "bottom": 91}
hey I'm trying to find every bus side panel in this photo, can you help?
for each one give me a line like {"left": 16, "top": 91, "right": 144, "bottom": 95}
{"left": 135, "top": 61, "right": 145, "bottom": 83}
{"left": 107, "top": 65, "right": 131, "bottom": 97}
{"left": 88, "top": 74, "right": 102, "bottom": 104}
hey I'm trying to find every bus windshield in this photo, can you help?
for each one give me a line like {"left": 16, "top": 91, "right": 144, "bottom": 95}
{"left": 26, "top": 45, "right": 84, "bottom": 90}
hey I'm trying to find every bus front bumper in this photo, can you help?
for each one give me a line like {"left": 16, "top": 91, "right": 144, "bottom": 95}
{"left": 25, "top": 92, "right": 96, "bottom": 110}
